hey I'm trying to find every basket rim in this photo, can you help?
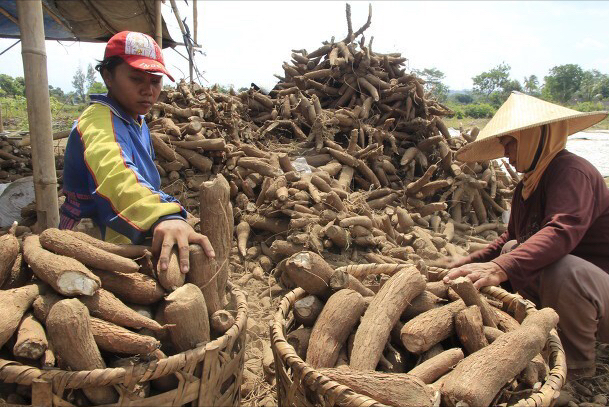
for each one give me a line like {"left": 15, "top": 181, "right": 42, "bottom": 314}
{"left": 271, "top": 285, "right": 567, "bottom": 407}
{"left": 0, "top": 282, "right": 248, "bottom": 390}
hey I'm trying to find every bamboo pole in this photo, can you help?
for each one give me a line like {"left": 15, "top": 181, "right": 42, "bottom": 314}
{"left": 155, "top": 0, "right": 163, "bottom": 47}
{"left": 16, "top": 0, "right": 59, "bottom": 231}
{"left": 193, "top": 0, "right": 198, "bottom": 46}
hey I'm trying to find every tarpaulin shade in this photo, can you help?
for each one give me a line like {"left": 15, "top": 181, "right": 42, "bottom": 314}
{"left": 0, "top": 0, "right": 176, "bottom": 47}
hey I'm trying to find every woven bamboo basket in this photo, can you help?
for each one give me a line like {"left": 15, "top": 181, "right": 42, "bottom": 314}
{"left": 271, "top": 285, "right": 567, "bottom": 407}
{"left": 0, "top": 282, "right": 248, "bottom": 407}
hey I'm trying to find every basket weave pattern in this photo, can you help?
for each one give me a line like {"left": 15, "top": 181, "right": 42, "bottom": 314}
{"left": 271, "top": 285, "right": 567, "bottom": 407}
{"left": 0, "top": 283, "right": 248, "bottom": 407}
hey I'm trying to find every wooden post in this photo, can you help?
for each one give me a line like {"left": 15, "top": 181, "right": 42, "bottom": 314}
{"left": 193, "top": 0, "right": 198, "bottom": 46}
{"left": 0, "top": 102, "right": 4, "bottom": 133}
{"left": 155, "top": 0, "right": 163, "bottom": 48}
{"left": 16, "top": 0, "right": 59, "bottom": 231}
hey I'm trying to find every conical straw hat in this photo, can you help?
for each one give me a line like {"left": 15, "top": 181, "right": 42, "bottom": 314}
{"left": 456, "top": 92, "right": 608, "bottom": 162}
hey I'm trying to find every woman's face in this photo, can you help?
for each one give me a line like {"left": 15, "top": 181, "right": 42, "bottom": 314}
{"left": 499, "top": 135, "right": 518, "bottom": 167}
{"left": 102, "top": 63, "right": 162, "bottom": 119}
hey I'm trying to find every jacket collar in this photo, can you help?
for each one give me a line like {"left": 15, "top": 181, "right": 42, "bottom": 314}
{"left": 89, "top": 94, "right": 144, "bottom": 125}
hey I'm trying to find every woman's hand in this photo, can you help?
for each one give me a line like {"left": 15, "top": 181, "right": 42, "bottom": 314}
{"left": 443, "top": 261, "right": 508, "bottom": 289}
{"left": 152, "top": 219, "right": 215, "bottom": 274}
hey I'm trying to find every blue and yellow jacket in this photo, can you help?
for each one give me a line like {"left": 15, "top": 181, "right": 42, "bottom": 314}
{"left": 60, "top": 94, "right": 186, "bottom": 244}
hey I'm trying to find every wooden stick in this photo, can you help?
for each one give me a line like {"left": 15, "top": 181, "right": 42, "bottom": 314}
{"left": 16, "top": 0, "right": 59, "bottom": 230}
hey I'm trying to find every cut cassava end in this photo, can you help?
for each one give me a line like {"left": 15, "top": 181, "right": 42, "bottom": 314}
{"left": 13, "top": 312, "right": 48, "bottom": 360}
{"left": 0, "top": 283, "right": 42, "bottom": 348}
{"left": 23, "top": 235, "right": 101, "bottom": 297}
{"left": 350, "top": 265, "right": 426, "bottom": 370}
{"left": 285, "top": 251, "right": 334, "bottom": 298}
{"left": 164, "top": 283, "right": 210, "bottom": 352}
{"left": 79, "top": 288, "right": 163, "bottom": 331}
{"left": 306, "top": 289, "right": 365, "bottom": 368}
{"left": 210, "top": 310, "right": 234, "bottom": 335}
{"left": 318, "top": 368, "right": 434, "bottom": 407}
{"left": 293, "top": 295, "right": 325, "bottom": 327}
{"left": 440, "top": 308, "right": 559, "bottom": 407}
{"left": 409, "top": 348, "right": 464, "bottom": 384}
{"left": 46, "top": 299, "right": 118, "bottom": 405}
{"left": 39, "top": 228, "right": 140, "bottom": 273}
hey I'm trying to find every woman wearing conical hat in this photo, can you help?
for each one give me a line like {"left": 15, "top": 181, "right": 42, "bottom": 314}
{"left": 444, "top": 92, "right": 609, "bottom": 378}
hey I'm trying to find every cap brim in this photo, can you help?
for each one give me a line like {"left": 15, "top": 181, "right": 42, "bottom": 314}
{"left": 122, "top": 55, "right": 175, "bottom": 82}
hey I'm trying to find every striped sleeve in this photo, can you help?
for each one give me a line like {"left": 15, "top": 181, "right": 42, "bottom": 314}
{"left": 78, "top": 105, "right": 185, "bottom": 243}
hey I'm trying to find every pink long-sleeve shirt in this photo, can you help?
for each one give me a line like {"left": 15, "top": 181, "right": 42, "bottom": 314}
{"left": 467, "top": 150, "right": 609, "bottom": 291}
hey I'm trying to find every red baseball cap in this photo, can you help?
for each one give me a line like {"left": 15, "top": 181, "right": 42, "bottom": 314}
{"left": 105, "top": 31, "right": 175, "bottom": 82}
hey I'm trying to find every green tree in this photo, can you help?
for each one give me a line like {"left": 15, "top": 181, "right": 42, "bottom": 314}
{"left": 542, "top": 64, "right": 584, "bottom": 103}
{"left": 472, "top": 63, "right": 511, "bottom": 98}
{"left": 0, "top": 74, "right": 24, "bottom": 96}
{"left": 87, "top": 81, "right": 107, "bottom": 95}
{"left": 86, "top": 63, "right": 96, "bottom": 93}
{"left": 413, "top": 67, "right": 449, "bottom": 102}
{"left": 48, "top": 85, "right": 66, "bottom": 101}
{"left": 596, "top": 76, "right": 609, "bottom": 99}
{"left": 489, "top": 78, "right": 523, "bottom": 108}
{"left": 577, "top": 70, "right": 608, "bottom": 101}
{"left": 72, "top": 66, "right": 86, "bottom": 103}
{"left": 523, "top": 75, "right": 539, "bottom": 94}
{"left": 454, "top": 93, "right": 473, "bottom": 104}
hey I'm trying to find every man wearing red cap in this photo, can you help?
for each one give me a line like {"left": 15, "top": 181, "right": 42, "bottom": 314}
{"left": 60, "top": 31, "right": 214, "bottom": 274}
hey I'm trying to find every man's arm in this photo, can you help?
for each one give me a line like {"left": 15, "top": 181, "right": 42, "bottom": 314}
{"left": 78, "top": 107, "right": 186, "bottom": 243}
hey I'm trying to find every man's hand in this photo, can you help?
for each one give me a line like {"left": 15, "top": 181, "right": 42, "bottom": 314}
{"left": 152, "top": 219, "right": 215, "bottom": 274}
{"left": 443, "top": 261, "right": 508, "bottom": 289}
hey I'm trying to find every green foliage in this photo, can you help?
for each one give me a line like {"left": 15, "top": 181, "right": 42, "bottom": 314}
{"left": 576, "top": 70, "right": 609, "bottom": 101}
{"left": 413, "top": 67, "right": 449, "bottom": 102}
{"left": 87, "top": 81, "right": 107, "bottom": 95}
{"left": 453, "top": 93, "right": 473, "bottom": 104}
{"left": 543, "top": 64, "right": 584, "bottom": 103}
{"left": 571, "top": 101, "right": 605, "bottom": 112}
{"left": 86, "top": 64, "right": 96, "bottom": 92}
{"left": 472, "top": 63, "right": 511, "bottom": 98}
{"left": 0, "top": 74, "right": 25, "bottom": 97}
{"left": 72, "top": 66, "right": 86, "bottom": 103}
{"left": 464, "top": 103, "right": 496, "bottom": 118}
{"left": 523, "top": 75, "right": 539, "bottom": 94}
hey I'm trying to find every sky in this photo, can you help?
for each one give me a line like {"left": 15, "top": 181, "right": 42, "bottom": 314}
{"left": 1, "top": 1, "right": 608, "bottom": 94}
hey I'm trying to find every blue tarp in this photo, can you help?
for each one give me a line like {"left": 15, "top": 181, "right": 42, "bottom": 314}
{"left": 0, "top": 0, "right": 76, "bottom": 40}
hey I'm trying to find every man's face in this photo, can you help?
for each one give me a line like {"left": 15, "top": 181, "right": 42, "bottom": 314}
{"left": 499, "top": 135, "right": 518, "bottom": 167}
{"left": 102, "top": 63, "right": 162, "bottom": 119}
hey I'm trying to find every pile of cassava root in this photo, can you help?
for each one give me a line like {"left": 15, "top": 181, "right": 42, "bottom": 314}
{"left": 0, "top": 183, "right": 236, "bottom": 406}
{"left": 0, "top": 135, "right": 64, "bottom": 184}
{"left": 143, "top": 4, "right": 518, "bottom": 284}
{"left": 282, "top": 252, "right": 559, "bottom": 406}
